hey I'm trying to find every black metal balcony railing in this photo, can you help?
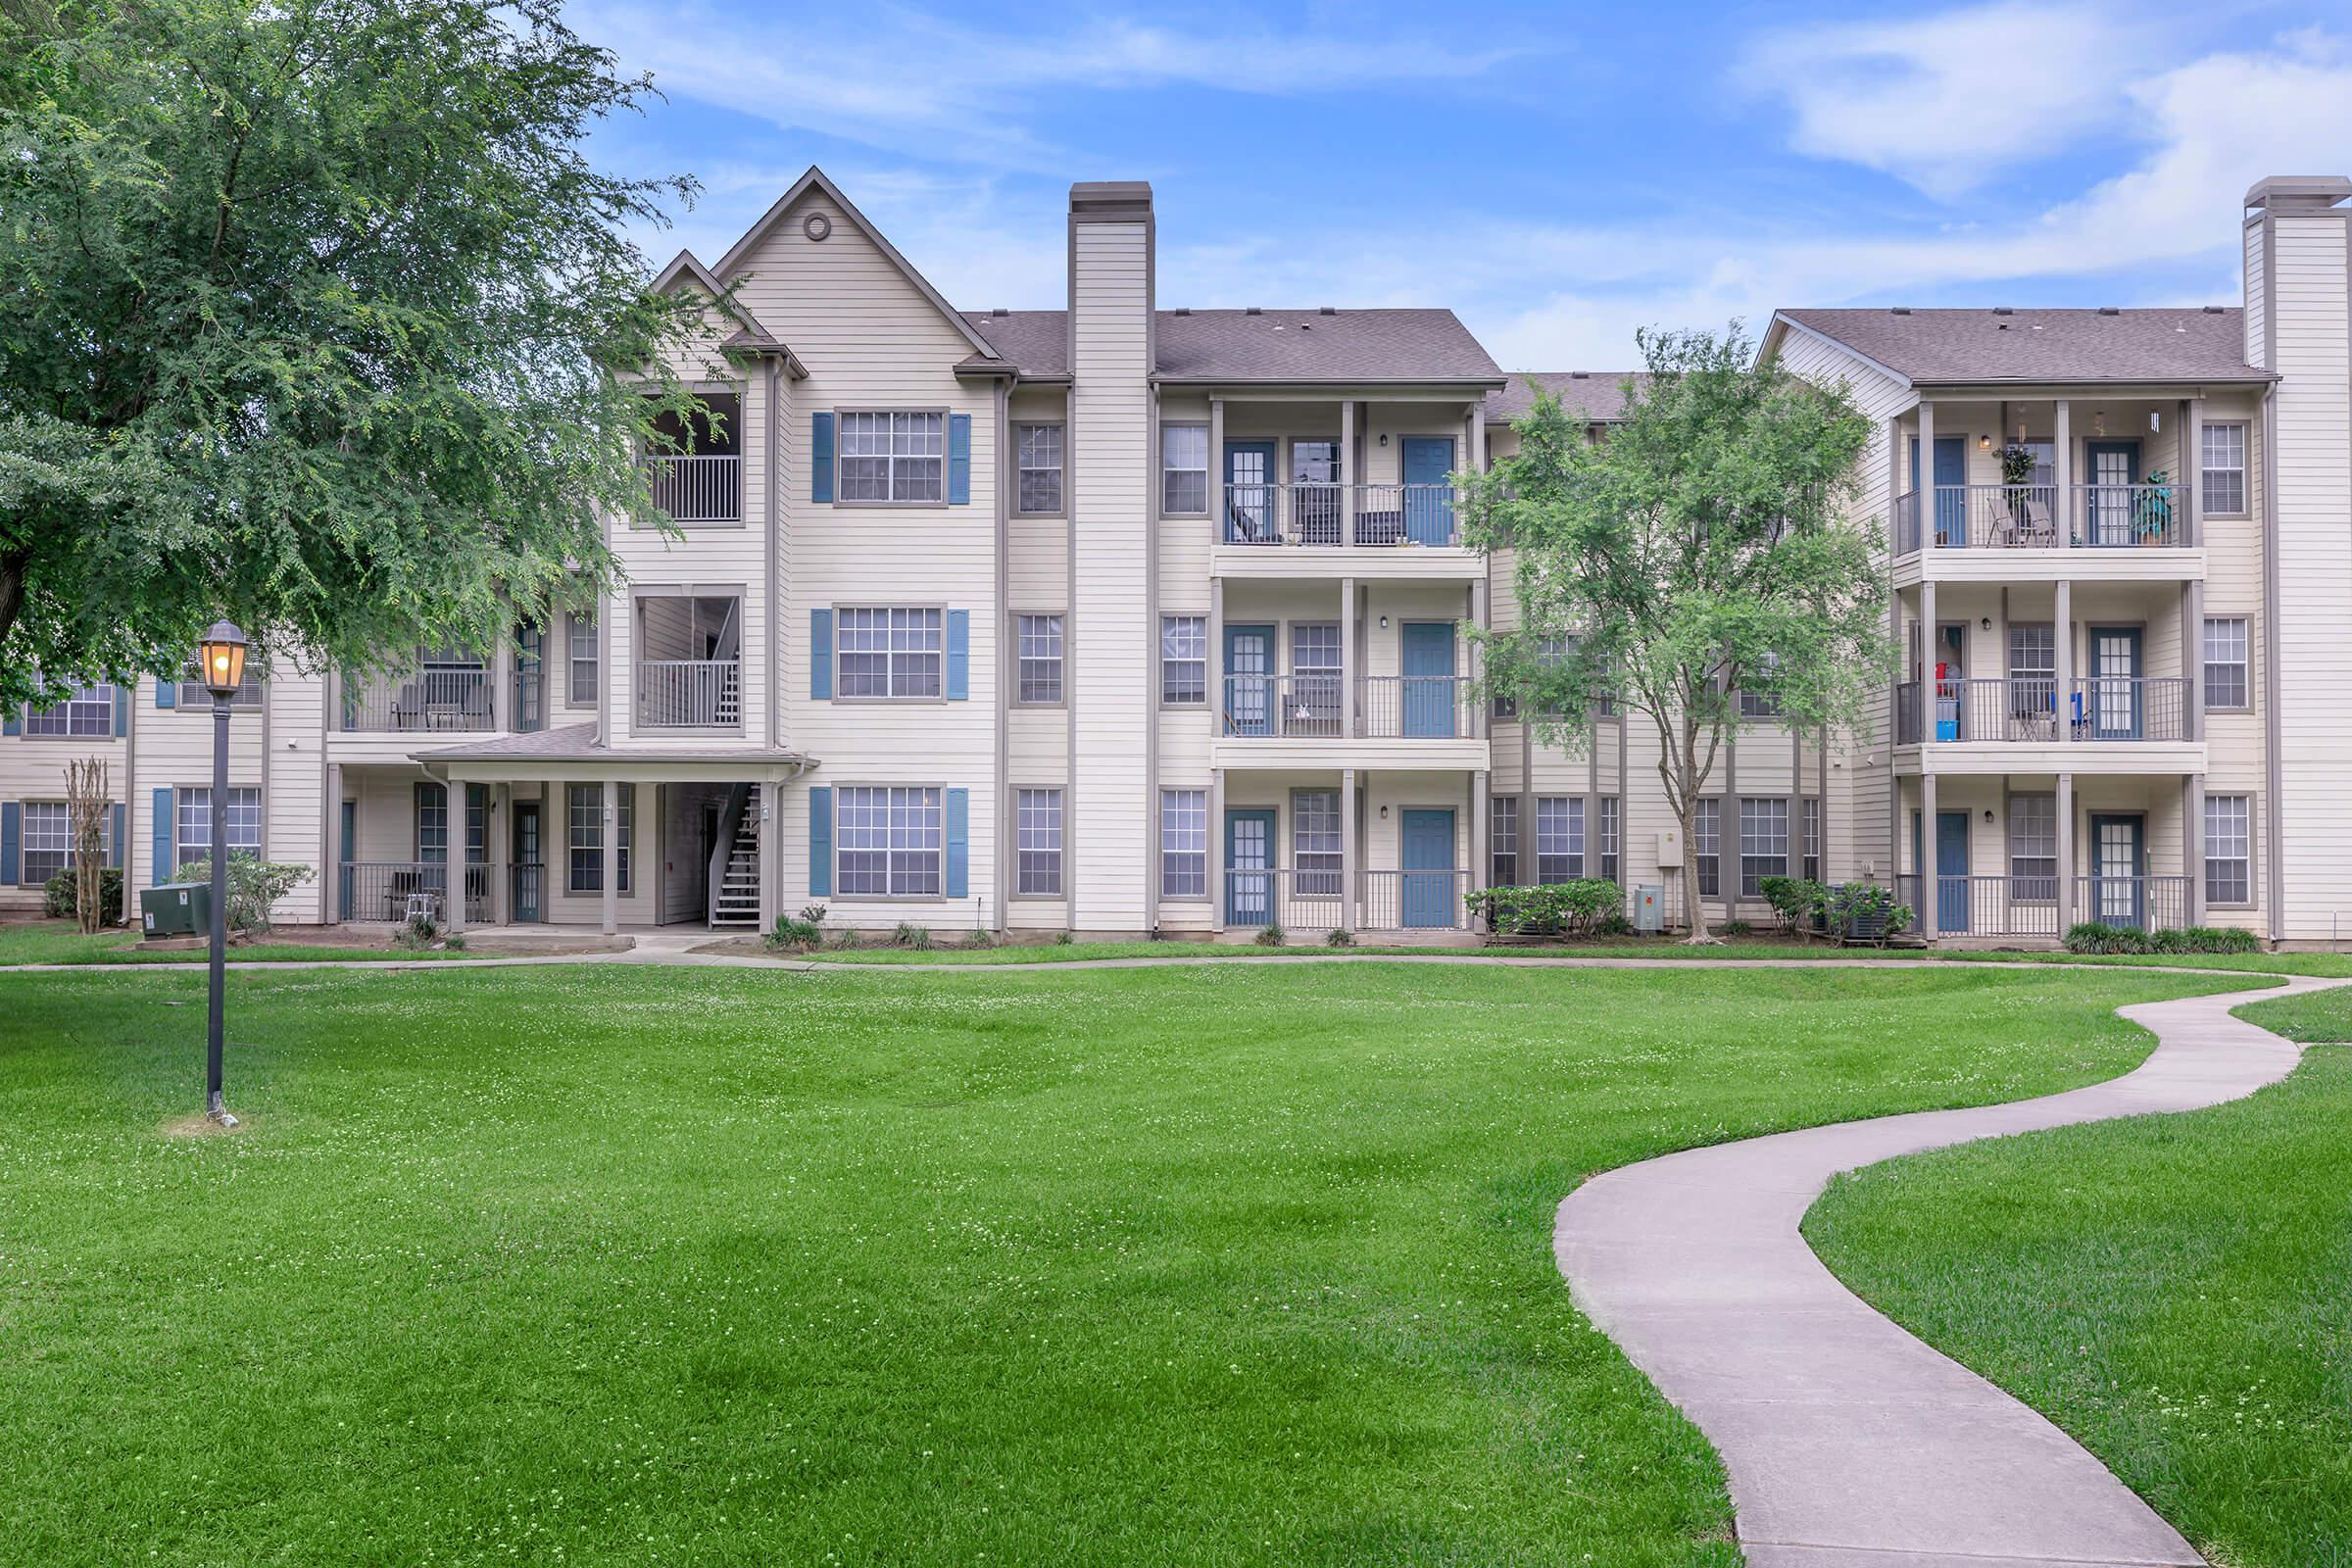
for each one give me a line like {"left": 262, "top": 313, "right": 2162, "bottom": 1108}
{"left": 1220, "top": 674, "right": 1481, "bottom": 740}
{"left": 1892, "top": 481, "right": 2186, "bottom": 554}
{"left": 1896, "top": 676, "right": 2189, "bottom": 744}
{"left": 643, "top": 454, "right": 741, "bottom": 523}
{"left": 342, "top": 666, "right": 495, "bottom": 732}
{"left": 337, "top": 861, "right": 490, "bottom": 924}
{"left": 1221, "top": 483, "right": 1460, "bottom": 548}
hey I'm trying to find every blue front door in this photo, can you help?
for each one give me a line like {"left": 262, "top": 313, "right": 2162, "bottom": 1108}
{"left": 1400, "top": 621, "right": 1457, "bottom": 738}
{"left": 2084, "top": 440, "right": 2141, "bottom": 546}
{"left": 1910, "top": 435, "right": 1967, "bottom": 547}
{"left": 1400, "top": 808, "right": 1455, "bottom": 928}
{"left": 1224, "top": 624, "right": 1274, "bottom": 735}
{"left": 1912, "top": 809, "right": 1971, "bottom": 932}
{"left": 1399, "top": 437, "right": 1456, "bottom": 546}
{"left": 1226, "top": 808, "right": 1277, "bottom": 925}
{"left": 2086, "top": 626, "right": 2142, "bottom": 739}
{"left": 1224, "top": 441, "right": 1277, "bottom": 543}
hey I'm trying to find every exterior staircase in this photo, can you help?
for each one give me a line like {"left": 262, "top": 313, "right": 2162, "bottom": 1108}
{"left": 710, "top": 784, "right": 760, "bottom": 927}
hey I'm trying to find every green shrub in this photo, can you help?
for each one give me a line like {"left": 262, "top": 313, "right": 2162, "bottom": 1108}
{"left": 1324, "top": 928, "right": 1355, "bottom": 948}
{"left": 1053, "top": 930, "right": 1074, "bottom": 946}
{"left": 442, "top": 932, "right": 466, "bottom": 952}
{"left": 1756, "top": 875, "right": 1829, "bottom": 934}
{"left": 1720, "top": 918, "right": 1753, "bottom": 938}
{"left": 1821, "top": 882, "right": 1911, "bottom": 947}
{"left": 1593, "top": 909, "right": 1635, "bottom": 937}
{"left": 42, "top": 864, "right": 123, "bottom": 922}
{"left": 830, "top": 927, "right": 860, "bottom": 950}
{"left": 1469, "top": 879, "right": 1623, "bottom": 939}
{"left": 1253, "top": 922, "right": 1284, "bottom": 948}
{"left": 391, "top": 911, "right": 441, "bottom": 951}
{"left": 764, "top": 915, "right": 823, "bottom": 953}
{"left": 173, "top": 858, "right": 313, "bottom": 933}
{"left": 891, "top": 923, "right": 933, "bottom": 951}
{"left": 962, "top": 928, "right": 1000, "bottom": 951}
{"left": 2065, "top": 922, "right": 2261, "bottom": 956}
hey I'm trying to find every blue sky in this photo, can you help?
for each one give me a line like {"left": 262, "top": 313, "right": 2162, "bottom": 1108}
{"left": 573, "top": 0, "right": 2352, "bottom": 369}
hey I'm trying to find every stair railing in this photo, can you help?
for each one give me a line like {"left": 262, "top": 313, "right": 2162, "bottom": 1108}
{"left": 709, "top": 783, "right": 754, "bottom": 926}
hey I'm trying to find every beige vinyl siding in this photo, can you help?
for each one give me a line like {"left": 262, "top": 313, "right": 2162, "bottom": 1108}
{"left": 0, "top": 700, "right": 129, "bottom": 913}
{"left": 2244, "top": 221, "right": 2268, "bottom": 368}
{"left": 263, "top": 672, "right": 326, "bottom": 922}
{"left": 2265, "top": 212, "right": 2352, "bottom": 938}
{"left": 1068, "top": 216, "right": 1152, "bottom": 931}
{"left": 130, "top": 673, "right": 270, "bottom": 892}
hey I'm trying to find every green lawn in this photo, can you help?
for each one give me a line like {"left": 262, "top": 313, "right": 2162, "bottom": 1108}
{"left": 0, "top": 961, "right": 2265, "bottom": 1565}
{"left": 0, "top": 920, "right": 480, "bottom": 965}
{"left": 1808, "top": 997, "right": 2352, "bottom": 1568}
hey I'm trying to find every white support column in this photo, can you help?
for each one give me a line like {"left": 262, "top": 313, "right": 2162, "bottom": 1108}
{"left": 1470, "top": 768, "right": 1490, "bottom": 932}
{"left": 2054, "top": 579, "right": 2074, "bottom": 743}
{"left": 1209, "top": 765, "right": 1226, "bottom": 934}
{"left": 758, "top": 777, "right": 781, "bottom": 934}
{"left": 2182, "top": 396, "right": 2203, "bottom": 549}
{"left": 324, "top": 762, "right": 344, "bottom": 923}
{"left": 1469, "top": 576, "right": 1489, "bottom": 738}
{"left": 2056, "top": 771, "right": 2076, "bottom": 930}
{"left": 2053, "top": 400, "right": 2073, "bottom": 552}
{"left": 1339, "top": 576, "right": 1356, "bottom": 738}
{"left": 1208, "top": 398, "right": 1225, "bottom": 544}
{"left": 1340, "top": 766, "right": 1358, "bottom": 936}
{"left": 2185, "top": 774, "right": 2207, "bottom": 928}
{"left": 1920, "top": 771, "right": 1939, "bottom": 940}
{"left": 601, "top": 779, "right": 619, "bottom": 936}
{"left": 1208, "top": 575, "right": 1225, "bottom": 734}
{"left": 1916, "top": 400, "right": 1936, "bottom": 551}
{"left": 2185, "top": 580, "right": 2204, "bottom": 742}
{"left": 443, "top": 783, "right": 465, "bottom": 936}
{"left": 490, "top": 782, "right": 510, "bottom": 926}
{"left": 1339, "top": 400, "right": 1356, "bottom": 546}
{"left": 1919, "top": 580, "right": 1938, "bottom": 753}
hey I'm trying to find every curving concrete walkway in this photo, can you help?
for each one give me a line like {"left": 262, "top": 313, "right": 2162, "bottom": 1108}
{"left": 1555, "top": 973, "right": 2342, "bottom": 1568}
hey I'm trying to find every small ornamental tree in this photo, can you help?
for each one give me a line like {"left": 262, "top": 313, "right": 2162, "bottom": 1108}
{"left": 1460, "top": 325, "right": 1890, "bottom": 941}
{"left": 0, "top": 0, "right": 710, "bottom": 706}
{"left": 65, "top": 756, "right": 112, "bottom": 931}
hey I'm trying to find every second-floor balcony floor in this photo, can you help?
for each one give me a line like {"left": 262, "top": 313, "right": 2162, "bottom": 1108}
{"left": 1894, "top": 482, "right": 2191, "bottom": 555}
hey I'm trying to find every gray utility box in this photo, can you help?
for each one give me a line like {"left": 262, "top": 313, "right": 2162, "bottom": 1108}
{"left": 140, "top": 883, "right": 211, "bottom": 937}
{"left": 1633, "top": 883, "right": 1666, "bottom": 934}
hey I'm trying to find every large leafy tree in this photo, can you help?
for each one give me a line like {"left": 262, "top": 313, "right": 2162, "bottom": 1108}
{"left": 1461, "top": 325, "right": 1889, "bottom": 940}
{"left": 0, "top": 0, "right": 706, "bottom": 704}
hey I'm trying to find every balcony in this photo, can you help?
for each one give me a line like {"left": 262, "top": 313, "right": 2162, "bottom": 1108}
{"left": 1896, "top": 676, "right": 2190, "bottom": 745}
{"left": 643, "top": 454, "right": 742, "bottom": 524}
{"left": 342, "top": 661, "right": 495, "bottom": 733}
{"left": 1893, "top": 482, "right": 2185, "bottom": 555}
{"left": 1223, "top": 866, "right": 1470, "bottom": 932}
{"left": 1892, "top": 873, "right": 2189, "bottom": 939}
{"left": 1221, "top": 483, "right": 1460, "bottom": 549}
{"left": 336, "top": 861, "right": 491, "bottom": 924}
{"left": 1220, "top": 674, "right": 1481, "bottom": 741}
{"left": 636, "top": 659, "right": 740, "bottom": 729}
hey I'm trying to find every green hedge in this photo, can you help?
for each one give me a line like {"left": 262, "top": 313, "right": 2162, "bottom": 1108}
{"left": 42, "top": 865, "right": 123, "bottom": 922}
{"left": 2063, "top": 922, "right": 2263, "bottom": 956}
{"left": 1468, "top": 880, "right": 1624, "bottom": 938}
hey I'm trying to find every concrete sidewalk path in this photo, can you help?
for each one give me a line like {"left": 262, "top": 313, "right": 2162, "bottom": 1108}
{"left": 1554, "top": 974, "right": 2339, "bottom": 1567}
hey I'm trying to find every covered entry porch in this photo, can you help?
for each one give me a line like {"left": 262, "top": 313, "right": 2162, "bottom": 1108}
{"left": 1205, "top": 765, "right": 1488, "bottom": 940}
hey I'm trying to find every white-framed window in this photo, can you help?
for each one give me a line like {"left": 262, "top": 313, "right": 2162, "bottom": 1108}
{"left": 1802, "top": 797, "right": 1821, "bottom": 883}
{"left": 2206, "top": 795, "right": 2251, "bottom": 906}
{"left": 20, "top": 801, "right": 107, "bottom": 886}
{"left": 1294, "top": 789, "right": 1342, "bottom": 898}
{"left": 567, "top": 610, "right": 598, "bottom": 709}
{"left": 1016, "top": 423, "right": 1063, "bottom": 514}
{"left": 838, "top": 411, "right": 944, "bottom": 503}
{"left": 2008, "top": 793, "right": 2056, "bottom": 902}
{"left": 1016, "top": 614, "right": 1064, "bottom": 705}
{"left": 2201, "top": 422, "right": 2248, "bottom": 516}
{"left": 1160, "top": 615, "right": 1206, "bottom": 706}
{"left": 416, "top": 784, "right": 486, "bottom": 864}
{"left": 1598, "top": 796, "right": 1620, "bottom": 883}
{"left": 1491, "top": 797, "right": 1518, "bottom": 885}
{"left": 1535, "top": 797, "right": 1583, "bottom": 883}
{"left": 1015, "top": 788, "right": 1062, "bottom": 896}
{"left": 2203, "top": 616, "right": 2249, "bottom": 710}
{"left": 837, "top": 785, "right": 942, "bottom": 897}
{"left": 178, "top": 655, "right": 264, "bottom": 709}
{"left": 177, "top": 786, "right": 260, "bottom": 867}
{"left": 1160, "top": 425, "right": 1209, "bottom": 515}
{"left": 838, "top": 608, "right": 943, "bottom": 699}
{"left": 1694, "top": 798, "right": 1720, "bottom": 899}
{"left": 1159, "top": 788, "right": 1206, "bottom": 898}
{"left": 566, "top": 783, "right": 632, "bottom": 894}
{"left": 1739, "top": 798, "right": 1788, "bottom": 897}
{"left": 23, "top": 682, "right": 115, "bottom": 738}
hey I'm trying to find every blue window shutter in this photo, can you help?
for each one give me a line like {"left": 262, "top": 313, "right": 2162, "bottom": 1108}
{"left": 114, "top": 684, "right": 129, "bottom": 736}
{"left": 151, "top": 787, "right": 172, "bottom": 884}
{"left": 110, "top": 803, "right": 126, "bottom": 869}
{"left": 946, "top": 610, "right": 969, "bottom": 701}
{"left": 808, "top": 787, "right": 832, "bottom": 897}
{"left": 155, "top": 675, "right": 176, "bottom": 710}
{"left": 1, "top": 803, "right": 19, "bottom": 887}
{"left": 810, "top": 609, "right": 834, "bottom": 701}
{"left": 811, "top": 413, "right": 834, "bottom": 504}
{"left": 948, "top": 414, "right": 971, "bottom": 505}
{"left": 945, "top": 788, "right": 968, "bottom": 900}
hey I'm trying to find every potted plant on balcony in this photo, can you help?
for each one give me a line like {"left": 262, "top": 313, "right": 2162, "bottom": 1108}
{"left": 1996, "top": 443, "right": 2037, "bottom": 542}
{"left": 2133, "top": 468, "right": 2174, "bottom": 544}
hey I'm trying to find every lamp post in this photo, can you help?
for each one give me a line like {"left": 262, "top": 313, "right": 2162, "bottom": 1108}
{"left": 197, "top": 621, "right": 248, "bottom": 1126}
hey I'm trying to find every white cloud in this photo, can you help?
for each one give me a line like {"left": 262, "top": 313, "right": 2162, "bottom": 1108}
{"left": 1743, "top": 2, "right": 2157, "bottom": 198}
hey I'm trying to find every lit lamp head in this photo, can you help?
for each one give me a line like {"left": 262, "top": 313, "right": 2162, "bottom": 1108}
{"left": 198, "top": 620, "right": 248, "bottom": 700}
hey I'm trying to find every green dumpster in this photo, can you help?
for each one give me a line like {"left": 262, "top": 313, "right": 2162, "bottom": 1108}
{"left": 140, "top": 882, "right": 212, "bottom": 938}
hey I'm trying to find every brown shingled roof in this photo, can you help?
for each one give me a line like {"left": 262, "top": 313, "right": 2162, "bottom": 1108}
{"left": 959, "top": 308, "right": 1501, "bottom": 383}
{"left": 1485, "top": 371, "right": 1647, "bottom": 426}
{"left": 1776, "top": 308, "right": 2266, "bottom": 384}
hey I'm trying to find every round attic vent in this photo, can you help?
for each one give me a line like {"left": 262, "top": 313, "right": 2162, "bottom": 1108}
{"left": 803, "top": 213, "right": 832, "bottom": 242}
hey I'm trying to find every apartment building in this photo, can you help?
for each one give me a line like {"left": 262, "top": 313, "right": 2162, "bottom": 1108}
{"left": 3, "top": 171, "right": 2347, "bottom": 946}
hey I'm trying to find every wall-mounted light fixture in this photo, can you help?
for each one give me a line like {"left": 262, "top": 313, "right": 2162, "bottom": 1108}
{"left": 1379, "top": 805, "right": 1390, "bottom": 820}
{"left": 1979, "top": 433, "right": 1992, "bottom": 451}
{"left": 1378, "top": 614, "right": 1390, "bottom": 629}
{"left": 1378, "top": 432, "right": 1389, "bottom": 447}
{"left": 1981, "top": 616, "right": 1993, "bottom": 631}
{"left": 2149, "top": 410, "right": 2161, "bottom": 432}
{"left": 1984, "top": 808, "right": 1996, "bottom": 823}
{"left": 2092, "top": 410, "right": 2107, "bottom": 437}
